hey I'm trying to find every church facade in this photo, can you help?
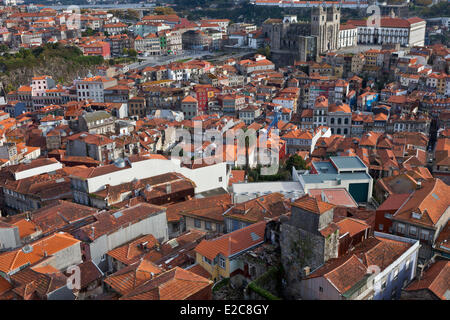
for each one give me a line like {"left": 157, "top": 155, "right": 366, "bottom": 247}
{"left": 262, "top": 6, "right": 343, "bottom": 65}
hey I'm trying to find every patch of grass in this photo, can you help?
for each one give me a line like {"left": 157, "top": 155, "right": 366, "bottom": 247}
{"left": 175, "top": 58, "right": 192, "bottom": 63}
{"left": 212, "top": 277, "right": 230, "bottom": 293}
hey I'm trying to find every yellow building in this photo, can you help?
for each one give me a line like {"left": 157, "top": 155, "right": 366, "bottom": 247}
{"left": 194, "top": 221, "right": 266, "bottom": 282}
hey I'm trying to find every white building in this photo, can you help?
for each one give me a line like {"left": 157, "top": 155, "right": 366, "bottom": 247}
{"left": 69, "top": 155, "right": 229, "bottom": 206}
{"left": 13, "top": 158, "right": 63, "bottom": 180}
{"left": 338, "top": 24, "right": 358, "bottom": 49}
{"left": 75, "top": 76, "right": 117, "bottom": 102}
{"left": 80, "top": 203, "right": 169, "bottom": 269}
{"left": 348, "top": 16, "right": 426, "bottom": 47}
{"left": 31, "top": 75, "right": 55, "bottom": 97}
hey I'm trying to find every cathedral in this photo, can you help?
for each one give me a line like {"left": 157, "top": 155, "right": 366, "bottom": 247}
{"left": 262, "top": 5, "right": 341, "bottom": 65}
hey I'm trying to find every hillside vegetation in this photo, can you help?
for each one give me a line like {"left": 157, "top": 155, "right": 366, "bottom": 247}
{"left": 0, "top": 43, "right": 104, "bottom": 92}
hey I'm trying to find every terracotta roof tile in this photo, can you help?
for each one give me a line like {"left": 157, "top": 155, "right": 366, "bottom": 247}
{"left": 405, "top": 260, "right": 449, "bottom": 300}
{"left": 195, "top": 221, "right": 266, "bottom": 260}
{"left": 291, "top": 195, "right": 335, "bottom": 215}
{"left": 119, "top": 267, "right": 212, "bottom": 300}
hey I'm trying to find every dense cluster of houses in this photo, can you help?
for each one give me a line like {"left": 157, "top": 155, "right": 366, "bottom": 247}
{"left": 0, "top": 3, "right": 448, "bottom": 301}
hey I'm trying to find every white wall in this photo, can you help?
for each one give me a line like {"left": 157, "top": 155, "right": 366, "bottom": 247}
{"left": 89, "top": 210, "right": 168, "bottom": 266}
{"left": 14, "top": 162, "right": 63, "bottom": 180}
{"left": 83, "top": 158, "right": 228, "bottom": 194}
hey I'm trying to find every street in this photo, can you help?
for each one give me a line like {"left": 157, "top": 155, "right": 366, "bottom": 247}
{"left": 127, "top": 49, "right": 256, "bottom": 70}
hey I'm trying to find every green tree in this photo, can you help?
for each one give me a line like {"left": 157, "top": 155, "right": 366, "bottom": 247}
{"left": 82, "top": 28, "right": 95, "bottom": 37}
{"left": 285, "top": 154, "right": 308, "bottom": 172}
{"left": 128, "top": 49, "right": 138, "bottom": 58}
{"left": 257, "top": 45, "right": 271, "bottom": 59}
{"left": 0, "top": 44, "right": 9, "bottom": 53}
{"left": 153, "top": 6, "right": 176, "bottom": 16}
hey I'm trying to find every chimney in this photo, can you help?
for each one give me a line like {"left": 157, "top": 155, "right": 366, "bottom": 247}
{"left": 303, "top": 266, "right": 311, "bottom": 276}
{"left": 91, "top": 226, "right": 95, "bottom": 239}
{"left": 166, "top": 183, "right": 172, "bottom": 194}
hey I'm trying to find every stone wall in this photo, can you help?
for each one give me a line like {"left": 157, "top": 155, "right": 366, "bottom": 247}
{"left": 280, "top": 223, "right": 325, "bottom": 299}
{"left": 244, "top": 267, "right": 282, "bottom": 300}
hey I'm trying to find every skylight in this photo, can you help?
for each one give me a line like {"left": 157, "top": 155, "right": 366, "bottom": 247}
{"left": 432, "top": 193, "right": 439, "bottom": 200}
{"left": 113, "top": 211, "right": 123, "bottom": 219}
{"left": 250, "top": 232, "right": 260, "bottom": 241}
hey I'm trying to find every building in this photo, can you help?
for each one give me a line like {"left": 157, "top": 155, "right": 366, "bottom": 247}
{"left": 31, "top": 76, "right": 55, "bottom": 97}
{"left": 348, "top": 16, "right": 426, "bottom": 47}
{"left": 73, "top": 203, "right": 168, "bottom": 270}
{"left": 262, "top": 6, "right": 340, "bottom": 64}
{"left": 280, "top": 195, "right": 339, "bottom": 298}
{"left": 80, "top": 41, "right": 111, "bottom": 59}
{"left": 77, "top": 111, "right": 115, "bottom": 135}
{"left": 389, "top": 178, "right": 450, "bottom": 261}
{"left": 181, "top": 95, "right": 199, "bottom": 120}
{"left": 127, "top": 96, "right": 147, "bottom": 118}
{"left": 327, "top": 103, "right": 352, "bottom": 135}
{"left": 294, "top": 156, "right": 374, "bottom": 203}
{"left": 103, "top": 22, "right": 128, "bottom": 35}
{"left": 171, "top": 194, "right": 231, "bottom": 236}
{"left": 134, "top": 34, "right": 161, "bottom": 56}
{"left": 69, "top": 155, "right": 229, "bottom": 206}
{"left": 119, "top": 267, "right": 213, "bottom": 300}
{"left": 224, "top": 192, "right": 289, "bottom": 232}
{"left": 299, "top": 232, "right": 420, "bottom": 300}
{"left": 194, "top": 221, "right": 267, "bottom": 282}
{"left": 75, "top": 76, "right": 117, "bottom": 103}
{"left": 66, "top": 132, "right": 116, "bottom": 163}
{"left": 338, "top": 24, "right": 357, "bottom": 49}
{"left": 0, "top": 232, "right": 81, "bottom": 276}
{"left": 402, "top": 260, "right": 449, "bottom": 300}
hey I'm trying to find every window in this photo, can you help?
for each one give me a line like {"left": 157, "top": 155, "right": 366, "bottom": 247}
{"left": 194, "top": 219, "right": 201, "bottom": 228}
{"left": 379, "top": 224, "right": 384, "bottom": 231}
{"left": 393, "top": 268, "right": 399, "bottom": 281}
{"left": 205, "top": 221, "right": 212, "bottom": 230}
{"left": 397, "top": 223, "right": 405, "bottom": 234}
{"left": 219, "top": 256, "right": 226, "bottom": 269}
{"left": 218, "top": 176, "right": 222, "bottom": 182}
{"left": 405, "top": 258, "right": 411, "bottom": 270}
{"left": 203, "top": 256, "right": 212, "bottom": 265}
{"left": 409, "top": 226, "right": 417, "bottom": 237}
{"left": 379, "top": 280, "right": 386, "bottom": 293}
{"left": 319, "top": 287, "right": 323, "bottom": 293}
{"left": 420, "top": 229, "right": 430, "bottom": 242}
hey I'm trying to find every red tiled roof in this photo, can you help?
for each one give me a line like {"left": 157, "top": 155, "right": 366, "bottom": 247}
{"left": 0, "top": 233, "right": 80, "bottom": 274}
{"left": 335, "top": 217, "right": 370, "bottom": 237}
{"left": 107, "top": 234, "right": 159, "bottom": 266}
{"left": 119, "top": 267, "right": 212, "bottom": 300}
{"left": 393, "top": 178, "right": 450, "bottom": 227}
{"left": 195, "top": 221, "right": 266, "bottom": 260}
{"left": 291, "top": 195, "right": 335, "bottom": 215}
{"left": 405, "top": 260, "right": 449, "bottom": 300}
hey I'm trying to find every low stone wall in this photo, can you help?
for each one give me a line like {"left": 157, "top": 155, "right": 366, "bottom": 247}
{"left": 244, "top": 267, "right": 282, "bottom": 300}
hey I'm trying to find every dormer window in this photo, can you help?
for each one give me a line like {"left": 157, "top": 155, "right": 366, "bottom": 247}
{"left": 411, "top": 211, "right": 422, "bottom": 220}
